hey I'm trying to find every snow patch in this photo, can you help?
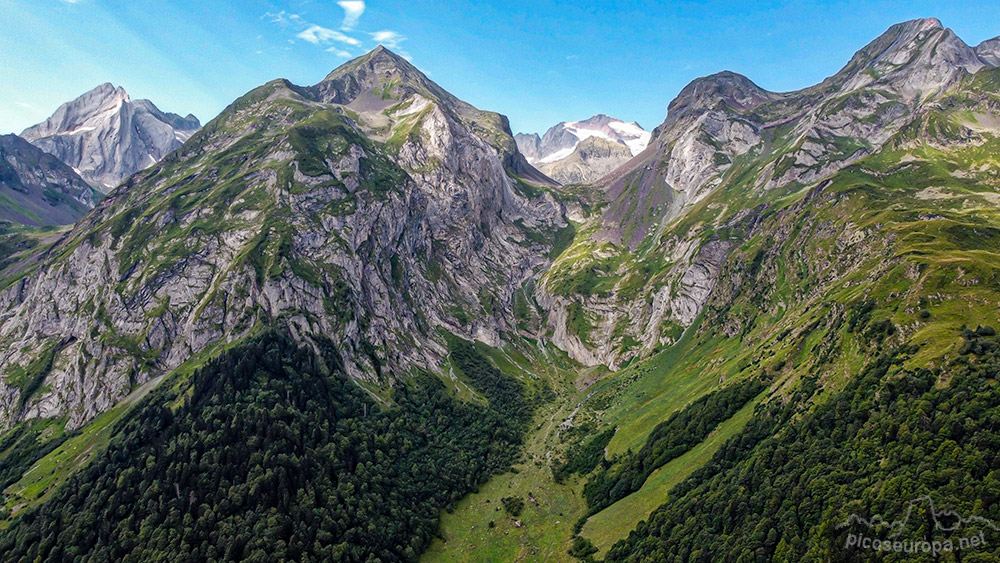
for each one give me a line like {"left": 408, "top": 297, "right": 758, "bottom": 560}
{"left": 565, "top": 124, "right": 616, "bottom": 144}
{"left": 539, "top": 146, "right": 576, "bottom": 164}
{"left": 61, "top": 126, "right": 97, "bottom": 136}
{"left": 609, "top": 121, "right": 651, "bottom": 156}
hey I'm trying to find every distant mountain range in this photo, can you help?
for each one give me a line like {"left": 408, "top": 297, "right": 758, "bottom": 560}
{"left": 0, "top": 134, "right": 100, "bottom": 226}
{"left": 597, "top": 16, "right": 999, "bottom": 248}
{"left": 21, "top": 83, "right": 200, "bottom": 190}
{"left": 516, "top": 115, "right": 650, "bottom": 184}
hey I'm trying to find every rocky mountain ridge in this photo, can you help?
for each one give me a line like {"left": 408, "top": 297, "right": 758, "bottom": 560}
{"left": 536, "top": 136, "right": 634, "bottom": 185}
{"left": 3, "top": 18, "right": 1000, "bottom": 562}
{"left": 5, "top": 19, "right": 999, "bottom": 428}
{"left": 602, "top": 18, "right": 997, "bottom": 249}
{"left": 21, "top": 83, "right": 200, "bottom": 190}
{"left": 979, "top": 36, "right": 1000, "bottom": 65}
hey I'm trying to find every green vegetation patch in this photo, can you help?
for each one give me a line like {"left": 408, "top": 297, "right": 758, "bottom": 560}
{"left": 582, "top": 377, "right": 766, "bottom": 514}
{"left": 547, "top": 253, "right": 622, "bottom": 297}
{"left": 552, "top": 427, "right": 616, "bottom": 483}
{"left": 3, "top": 342, "right": 59, "bottom": 411}
{"left": 0, "top": 419, "right": 68, "bottom": 494}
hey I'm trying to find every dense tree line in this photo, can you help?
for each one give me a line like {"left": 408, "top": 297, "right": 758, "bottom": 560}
{"left": 0, "top": 421, "right": 68, "bottom": 495}
{"left": 0, "top": 330, "right": 532, "bottom": 561}
{"left": 553, "top": 427, "right": 617, "bottom": 483}
{"left": 583, "top": 378, "right": 765, "bottom": 513}
{"left": 604, "top": 327, "right": 1000, "bottom": 562}
{"left": 447, "top": 337, "right": 532, "bottom": 425}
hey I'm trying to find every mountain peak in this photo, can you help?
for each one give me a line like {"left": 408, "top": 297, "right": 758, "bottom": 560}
{"left": 21, "top": 84, "right": 200, "bottom": 189}
{"left": 360, "top": 44, "right": 413, "bottom": 68}
{"left": 514, "top": 114, "right": 650, "bottom": 183}
{"left": 830, "top": 17, "right": 983, "bottom": 95}
{"left": 322, "top": 45, "right": 418, "bottom": 82}
{"left": 314, "top": 45, "right": 451, "bottom": 109}
{"left": 574, "top": 114, "right": 623, "bottom": 129}
{"left": 869, "top": 17, "right": 948, "bottom": 52}
{"left": 369, "top": 44, "right": 399, "bottom": 58}
{"left": 681, "top": 71, "right": 768, "bottom": 99}
{"left": 87, "top": 82, "right": 130, "bottom": 104}
{"left": 902, "top": 17, "right": 943, "bottom": 31}
{"left": 659, "top": 71, "right": 773, "bottom": 132}
{"left": 978, "top": 36, "right": 1000, "bottom": 66}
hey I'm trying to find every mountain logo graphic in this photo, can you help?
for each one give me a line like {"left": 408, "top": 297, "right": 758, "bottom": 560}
{"left": 837, "top": 495, "right": 999, "bottom": 539}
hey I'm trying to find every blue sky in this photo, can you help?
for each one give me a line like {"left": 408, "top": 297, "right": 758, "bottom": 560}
{"left": 2, "top": 0, "right": 1000, "bottom": 136}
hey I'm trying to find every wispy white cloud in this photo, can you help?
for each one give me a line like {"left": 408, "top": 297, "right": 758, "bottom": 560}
{"left": 337, "top": 1, "right": 365, "bottom": 31}
{"left": 369, "top": 31, "right": 411, "bottom": 59}
{"left": 263, "top": 10, "right": 303, "bottom": 27}
{"left": 266, "top": 11, "right": 361, "bottom": 48}
{"left": 297, "top": 24, "right": 360, "bottom": 46}
{"left": 326, "top": 48, "right": 353, "bottom": 58}
{"left": 263, "top": 8, "right": 415, "bottom": 61}
{"left": 370, "top": 30, "right": 405, "bottom": 49}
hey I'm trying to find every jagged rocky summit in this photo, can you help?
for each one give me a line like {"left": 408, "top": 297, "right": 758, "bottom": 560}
{"left": 21, "top": 83, "right": 200, "bottom": 190}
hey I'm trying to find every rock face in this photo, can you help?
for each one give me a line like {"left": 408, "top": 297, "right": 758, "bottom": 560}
{"left": 543, "top": 18, "right": 1000, "bottom": 368}
{"left": 21, "top": 84, "right": 200, "bottom": 190}
{"left": 533, "top": 137, "right": 634, "bottom": 185}
{"left": 0, "top": 47, "right": 564, "bottom": 431}
{"left": 515, "top": 115, "right": 650, "bottom": 184}
{"left": 0, "top": 134, "right": 100, "bottom": 226}
{"left": 512, "top": 132, "right": 542, "bottom": 161}
{"left": 978, "top": 36, "right": 1000, "bottom": 66}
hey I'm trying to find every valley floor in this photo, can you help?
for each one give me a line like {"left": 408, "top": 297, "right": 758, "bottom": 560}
{"left": 424, "top": 380, "right": 586, "bottom": 562}
{"left": 425, "top": 320, "right": 775, "bottom": 561}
